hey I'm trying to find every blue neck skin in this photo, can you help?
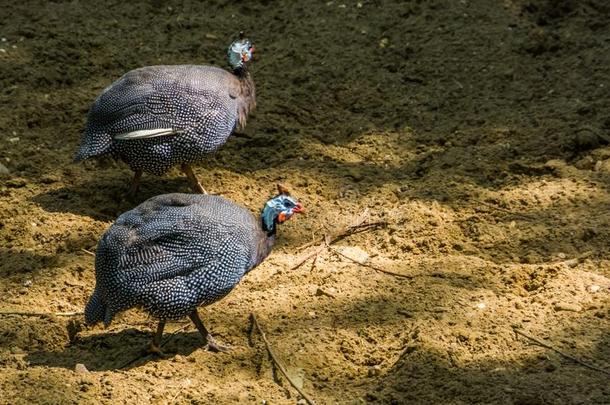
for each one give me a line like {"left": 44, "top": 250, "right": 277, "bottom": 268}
{"left": 261, "top": 204, "right": 278, "bottom": 235}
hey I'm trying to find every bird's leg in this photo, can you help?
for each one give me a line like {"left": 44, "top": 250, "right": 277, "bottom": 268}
{"left": 128, "top": 170, "right": 143, "bottom": 197}
{"left": 188, "top": 310, "right": 229, "bottom": 352}
{"left": 147, "top": 320, "right": 166, "bottom": 356}
{"left": 181, "top": 164, "right": 207, "bottom": 194}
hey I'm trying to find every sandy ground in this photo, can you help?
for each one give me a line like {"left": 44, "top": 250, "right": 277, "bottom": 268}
{"left": 1, "top": 0, "right": 610, "bottom": 403}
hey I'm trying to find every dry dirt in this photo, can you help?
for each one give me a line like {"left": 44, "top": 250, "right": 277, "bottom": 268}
{"left": 1, "top": 0, "right": 610, "bottom": 404}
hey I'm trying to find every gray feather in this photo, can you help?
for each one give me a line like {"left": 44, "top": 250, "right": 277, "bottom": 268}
{"left": 74, "top": 65, "right": 255, "bottom": 175}
{"left": 84, "top": 193, "right": 272, "bottom": 325}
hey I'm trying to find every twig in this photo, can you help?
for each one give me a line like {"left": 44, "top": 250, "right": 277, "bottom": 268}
{"left": 291, "top": 210, "right": 386, "bottom": 270}
{"left": 329, "top": 246, "right": 414, "bottom": 279}
{"left": 0, "top": 311, "right": 83, "bottom": 317}
{"left": 392, "top": 322, "right": 421, "bottom": 367}
{"left": 292, "top": 242, "right": 328, "bottom": 270}
{"left": 250, "top": 314, "right": 316, "bottom": 405}
{"left": 169, "top": 378, "right": 192, "bottom": 405}
{"left": 513, "top": 328, "right": 610, "bottom": 377}
{"left": 309, "top": 252, "right": 319, "bottom": 272}
{"left": 81, "top": 248, "right": 95, "bottom": 256}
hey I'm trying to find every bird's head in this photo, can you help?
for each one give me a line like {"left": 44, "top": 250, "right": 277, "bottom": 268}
{"left": 261, "top": 184, "right": 304, "bottom": 235}
{"left": 227, "top": 32, "right": 254, "bottom": 70}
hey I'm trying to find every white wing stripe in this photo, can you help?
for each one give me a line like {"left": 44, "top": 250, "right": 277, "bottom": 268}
{"left": 114, "top": 128, "right": 178, "bottom": 140}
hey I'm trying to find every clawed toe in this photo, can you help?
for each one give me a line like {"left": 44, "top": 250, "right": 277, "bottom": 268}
{"left": 181, "top": 164, "right": 207, "bottom": 194}
{"left": 145, "top": 342, "right": 167, "bottom": 357}
{"left": 192, "top": 183, "right": 207, "bottom": 194}
{"left": 204, "top": 336, "right": 231, "bottom": 353}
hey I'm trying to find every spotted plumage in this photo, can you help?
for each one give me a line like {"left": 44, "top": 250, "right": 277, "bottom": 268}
{"left": 84, "top": 188, "right": 303, "bottom": 352}
{"left": 74, "top": 36, "right": 255, "bottom": 194}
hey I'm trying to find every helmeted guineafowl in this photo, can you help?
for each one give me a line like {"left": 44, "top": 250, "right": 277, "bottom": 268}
{"left": 84, "top": 185, "right": 303, "bottom": 353}
{"left": 74, "top": 33, "right": 256, "bottom": 195}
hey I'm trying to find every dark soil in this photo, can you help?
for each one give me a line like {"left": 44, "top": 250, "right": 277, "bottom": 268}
{"left": 1, "top": 0, "right": 609, "bottom": 403}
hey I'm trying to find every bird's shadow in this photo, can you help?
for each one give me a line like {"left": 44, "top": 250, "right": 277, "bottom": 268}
{"left": 29, "top": 176, "right": 197, "bottom": 221}
{"left": 26, "top": 328, "right": 209, "bottom": 371}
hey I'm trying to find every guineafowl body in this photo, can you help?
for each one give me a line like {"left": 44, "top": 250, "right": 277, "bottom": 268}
{"left": 75, "top": 37, "right": 255, "bottom": 194}
{"left": 85, "top": 190, "right": 302, "bottom": 351}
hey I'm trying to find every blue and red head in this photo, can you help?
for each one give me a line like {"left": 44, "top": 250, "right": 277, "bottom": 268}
{"left": 261, "top": 184, "right": 304, "bottom": 233}
{"left": 228, "top": 32, "right": 255, "bottom": 70}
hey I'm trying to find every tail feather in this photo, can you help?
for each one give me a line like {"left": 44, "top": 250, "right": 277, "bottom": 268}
{"left": 74, "top": 129, "right": 113, "bottom": 163}
{"left": 74, "top": 147, "right": 91, "bottom": 163}
{"left": 74, "top": 142, "right": 111, "bottom": 163}
{"left": 84, "top": 289, "right": 107, "bottom": 325}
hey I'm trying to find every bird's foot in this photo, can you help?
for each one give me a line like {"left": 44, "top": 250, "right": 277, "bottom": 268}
{"left": 126, "top": 170, "right": 143, "bottom": 199}
{"left": 203, "top": 335, "right": 230, "bottom": 353}
{"left": 145, "top": 342, "right": 167, "bottom": 357}
{"left": 192, "top": 182, "right": 208, "bottom": 195}
{"left": 181, "top": 164, "right": 207, "bottom": 194}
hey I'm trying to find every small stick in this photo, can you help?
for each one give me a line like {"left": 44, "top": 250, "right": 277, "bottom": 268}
{"left": 328, "top": 221, "right": 388, "bottom": 245}
{"left": 309, "top": 252, "right": 319, "bottom": 272}
{"left": 329, "top": 247, "right": 414, "bottom": 279}
{"left": 0, "top": 311, "right": 83, "bottom": 317}
{"left": 392, "top": 322, "right": 421, "bottom": 367}
{"left": 250, "top": 314, "right": 316, "bottom": 405}
{"left": 294, "top": 209, "right": 378, "bottom": 252}
{"left": 292, "top": 210, "right": 386, "bottom": 270}
{"left": 513, "top": 328, "right": 610, "bottom": 377}
{"left": 292, "top": 242, "right": 328, "bottom": 270}
{"left": 81, "top": 248, "right": 95, "bottom": 256}
{"left": 169, "top": 378, "right": 192, "bottom": 405}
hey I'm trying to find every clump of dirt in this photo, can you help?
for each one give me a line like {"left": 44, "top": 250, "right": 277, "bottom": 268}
{"left": 1, "top": 0, "right": 609, "bottom": 403}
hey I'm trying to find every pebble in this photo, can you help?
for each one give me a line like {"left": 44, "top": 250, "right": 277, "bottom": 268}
{"left": 10, "top": 346, "right": 22, "bottom": 354}
{"left": 587, "top": 285, "right": 601, "bottom": 293}
{"left": 75, "top": 363, "right": 89, "bottom": 374}
{"left": 553, "top": 302, "right": 582, "bottom": 312}
{"left": 595, "top": 159, "right": 610, "bottom": 173}
{"left": 398, "top": 309, "right": 413, "bottom": 318}
{"left": 367, "top": 365, "right": 382, "bottom": 377}
{"left": 315, "top": 287, "right": 336, "bottom": 298}
{"left": 0, "top": 162, "right": 9, "bottom": 175}
{"left": 336, "top": 246, "right": 369, "bottom": 264}
{"left": 6, "top": 178, "right": 25, "bottom": 188}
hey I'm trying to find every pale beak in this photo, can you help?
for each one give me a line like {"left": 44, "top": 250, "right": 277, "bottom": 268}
{"left": 293, "top": 203, "right": 304, "bottom": 214}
